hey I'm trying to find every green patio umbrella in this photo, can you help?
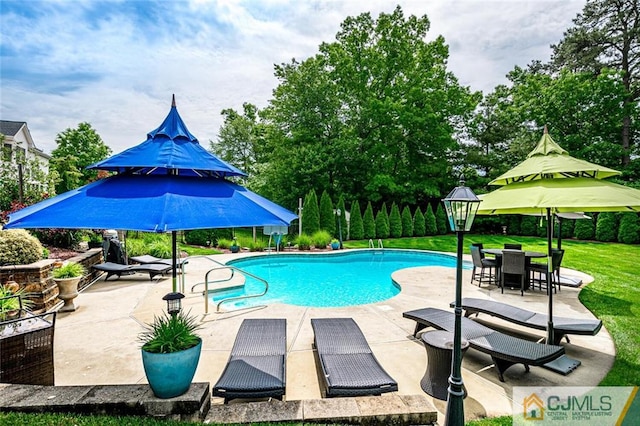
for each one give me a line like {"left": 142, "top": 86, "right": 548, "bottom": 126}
{"left": 477, "top": 127, "right": 640, "bottom": 358}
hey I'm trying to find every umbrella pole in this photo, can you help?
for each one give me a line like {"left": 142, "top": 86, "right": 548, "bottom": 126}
{"left": 546, "top": 208, "right": 554, "bottom": 344}
{"left": 172, "top": 231, "right": 177, "bottom": 293}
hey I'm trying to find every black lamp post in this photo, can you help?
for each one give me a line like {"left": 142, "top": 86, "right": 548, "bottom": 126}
{"left": 336, "top": 208, "right": 343, "bottom": 249}
{"left": 442, "top": 178, "right": 481, "bottom": 426}
{"left": 162, "top": 292, "right": 185, "bottom": 317}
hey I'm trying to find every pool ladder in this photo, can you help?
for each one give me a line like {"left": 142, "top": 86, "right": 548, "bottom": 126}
{"left": 187, "top": 255, "right": 269, "bottom": 314}
{"left": 368, "top": 239, "right": 384, "bottom": 250}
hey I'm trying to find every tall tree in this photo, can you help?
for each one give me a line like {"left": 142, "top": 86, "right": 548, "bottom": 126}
{"left": 389, "top": 203, "right": 402, "bottom": 238}
{"left": 302, "top": 190, "right": 320, "bottom": 235}
{"left": 211, "top": 103, "right": 264, "bottom": 178}
{"left": 51, "top": 122, "right": 111, "bottom": 193}
{"left": 262, "top": 6, "right": 479, "bottom": 207}
{"left": 413, "top": 206, "right": 426, "bottom": 237}
{"left": 349, "top": 200, "right": 364, "bottom": 240}
{"left": 363, "top": 202, "right": 376, "bottom": 239}
{"left": 550, "top": 0, "right": 639, "bottom": 167}
{"left": 319, "top": 190, "right": 335, "bottom": 235}
{"left": 401, "top": 206, "right": 414, "bottom": 237}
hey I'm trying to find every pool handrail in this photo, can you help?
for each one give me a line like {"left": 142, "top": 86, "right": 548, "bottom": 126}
{"left": 184, "top": 255, "right": 229, "bottom": 293}
{"left": 203, "top": 265, "right": 269, "bottom": 313}
{"left": 368, "top": 239, "right": 384, "bottom": 249}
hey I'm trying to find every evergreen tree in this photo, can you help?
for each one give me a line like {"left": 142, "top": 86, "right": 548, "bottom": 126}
{"left": 520, "top": 216, "right": 538, "bottom": 236}
{"left": 558, "top": 218, "right": 575, "bottom": 239}
{"left": 536, "top": 217, "right": 547, "bottom": 237}
{"left": 413, "top": 206, "right": 426, "bottom": 237}
{"left": 302, "top": 189, "right": 320, "bottom": 235}
{"left": 389, "top": 203, "right": 402, "bottom": 238}
{"left": 424, "top": 204, "right": 437, "bottom": 236}
{"left": 375, "top": 205, "right": 390, "bottom": 239}
{"left": 363, "top": 202, "right": 376, "bottom": 239}
{"left": 401, "top": 206, "right": 414, "bottom": 237}
{"left": 349, "top": 200, "right": 364, "bottom": 240}
{"left": 596, "top": 212, "right": 618, "bottom": 242}
{"left": 336, "top": 195, "right": 347, "bottom": 240}
{"left": 319, "top": 190, "right": 335, "bottom": 235}
{"left": 618, "top": 212, "right": 640, "bottom": 244}
{"left": 574, "top": 216, "right": 595, "bottom": 240}
{"left": 435, "top": 203, "right": 448, "bottom": 234}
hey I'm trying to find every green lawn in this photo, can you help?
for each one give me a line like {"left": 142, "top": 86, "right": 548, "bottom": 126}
{"left": 3, "top": 235, "right": 637, "bottom": 426}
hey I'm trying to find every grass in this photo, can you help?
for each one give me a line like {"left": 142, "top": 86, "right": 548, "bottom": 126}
{"left": 3, "top": 234, "right": 638, "bottom": 426}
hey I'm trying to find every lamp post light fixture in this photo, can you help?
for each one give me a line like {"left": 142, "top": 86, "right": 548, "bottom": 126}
{"left": 336, "top": 208, "right": 343, "bottom": 249}
{"left": 442, "top": 177, "right": 481, "bottom": 426}
{"left": 162, "top": 292, "right": 185, "bottom": 317}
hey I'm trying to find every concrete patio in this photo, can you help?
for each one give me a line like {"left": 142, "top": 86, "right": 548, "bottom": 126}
{"left": 34, "top": 250, "right": 614, "bottom": 423}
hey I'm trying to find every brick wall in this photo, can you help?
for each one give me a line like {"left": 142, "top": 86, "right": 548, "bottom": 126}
{"left": 0, "top": 248, "right": 104, "bottom": 313}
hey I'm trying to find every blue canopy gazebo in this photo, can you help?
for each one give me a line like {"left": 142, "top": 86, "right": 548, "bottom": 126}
{"left": 5, "top": 96, "right": 297, "bottom": 291}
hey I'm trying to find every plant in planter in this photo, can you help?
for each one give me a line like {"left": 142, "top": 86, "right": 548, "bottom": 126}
{"left": 87, "top": 231, "right": 103, "bottom": 249}
{"left": 52, "top": 261, "right": 85, "bottom": 312}
{"left": 139, "top": 300, "right": 202, "bottom": 399}
{"left": 330, "top": 239, "right": 340, "bottom": 250}
{"left": 230, "top": 237, "right": 240, "bottom": 253}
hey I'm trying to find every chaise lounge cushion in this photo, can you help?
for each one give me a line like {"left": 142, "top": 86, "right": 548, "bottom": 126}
{"left": 92, "top": 262, "right": 171, "bottom": 281}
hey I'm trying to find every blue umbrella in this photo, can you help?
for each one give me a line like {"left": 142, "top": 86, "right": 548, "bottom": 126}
{"left": 5, "top": 96, "right": 297, "bottom": 291}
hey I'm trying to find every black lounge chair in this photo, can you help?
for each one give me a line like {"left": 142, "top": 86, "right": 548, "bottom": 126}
{"left": 311, "top": 318, "right": 398, "bottom": 397}
{"left": 213, "top": 318, "right": 286, "bottom": 404}
{"left": 461, "top": 297, "right": 603, "bottom": 345}
{"left": 92, "top": 262, "right": 171, "bottom": 281}
{"left": 129, "top": 255, "right": 189, "bottom": 270}
{"left": 403, "top": 307, "right": 570, "bottom": 381}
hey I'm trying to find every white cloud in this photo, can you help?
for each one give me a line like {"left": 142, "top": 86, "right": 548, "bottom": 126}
{"left": 1, "top": 0, "right": 586, "bottom": 154}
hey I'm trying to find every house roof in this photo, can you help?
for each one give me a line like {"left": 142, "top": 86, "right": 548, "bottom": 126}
{"left": 0, "top": 120, "right": 26, "bottom": 137}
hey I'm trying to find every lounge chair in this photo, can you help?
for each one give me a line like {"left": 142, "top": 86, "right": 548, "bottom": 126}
{"left": 129, "top": 255, "right": 189, "bottom": 270}
{"left": 92, "top": 262, "right": 171, "bottom": 281}
{"left": 403, "top": 307, "right": 571, "bottom": 381}
{"left": 311, "top": 318, "right": 398, "bottom": 397}
{"left": 213, "top": 318, "right": 286, "bottom": 404}
{"left": 461, "top": 297, "right": 602, "bottom": 345}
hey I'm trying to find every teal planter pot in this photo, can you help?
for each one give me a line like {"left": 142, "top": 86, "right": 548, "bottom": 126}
{"left": 141, "top": 339, "right": 202, "bottom": 398}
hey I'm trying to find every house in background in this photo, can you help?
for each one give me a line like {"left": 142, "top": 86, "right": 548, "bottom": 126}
{"left": 1, "top": 120, "right": 51, "bottom": 175}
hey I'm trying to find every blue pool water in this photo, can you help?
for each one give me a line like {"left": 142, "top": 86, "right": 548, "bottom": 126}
{"left": 211, "top": 249, "right": 470, "bottom": 308}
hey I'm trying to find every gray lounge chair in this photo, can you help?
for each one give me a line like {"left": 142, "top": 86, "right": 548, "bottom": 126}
{"left": 311, "top": 318, "right": 398, "bottom": 397}
{"left": 213, "top": 318, "right": 286, "bottom": 404}
{"left": 92, "top": 262, "right": 171, "bottom": 281}
{"left": 403, "top": 307, "right": 571, "bottom": 381}
{"left": 129, "top": 255, "right": 189, "bottom": 270}
{"left": 461, "top": 297, "right": 602, "bottom": 345}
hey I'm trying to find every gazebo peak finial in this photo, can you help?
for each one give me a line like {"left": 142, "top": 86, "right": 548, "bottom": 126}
{"left": 544, "top": 124, "right": 548, "bottom": 134}
{"left": 172, "top": 94, "right": 176, "bottom": 108}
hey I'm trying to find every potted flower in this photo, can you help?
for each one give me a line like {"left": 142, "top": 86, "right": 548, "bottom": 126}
{"left": 139, "top": 309, "right": 202, "bottom": 399}
{"left": 330, "top": 239, "right": 340, "bottom": 250}
{"left": 230, "top": 237, "right": 240, "bottom": 253}
{"left": 87, "top": 231, "right": 103, "bottom": 249}
{"left": 52, "top": 261, "right": 85, "bottom": 312}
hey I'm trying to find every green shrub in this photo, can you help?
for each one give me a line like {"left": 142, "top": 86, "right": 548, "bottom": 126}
{"left": 32, "top": 228, "right": 82, "bottom": 249}
{"left": 574, "top": 217, "right": 595, "bottom": 240}
{"left": 0, "top": 229, "right": 45, "bottom": 266}
{"left": 319, "top": 190, "right": 335, "bottom": 236}
{"left": 363, "top": 202, "right": 376, "bottom": 239}
{"left": 435, "top": 204, "right": 448, "bottom": 235}
{"left": 311, "top": 230, "right": 332, "bottom": 248}
{"left": 295, "top": 233, "right": 312, "bottom": 250}
{"left": 413, "top": 207, "right": 425, "bottom": 237}
{"left": 424, "top": 204, "right": 437, "bottom": 235}
{"left": 148, "top": 240, "right": 172, "bottom": 258}
{"left": 184, "top": 229, "right": 215, "bottom": 246}
{"left": 217, "top": 238, "right": 232, "bottom": 249}
{"left": 375, "top": 207, "right": 390, "bottom": 239}
{"left": 122, "top": 238, "right": 145, "bottom": 257}
{"left": 389, "top": 203, "right": 402, "bottom": 238}
{"left": 348, "top": 200, "right": 364, "bottom": 240}
{"left": 247, "top": 239, "right": 266, "bottom": 252}
{"left": 596, "top": 212, "right": 618, "bottom": 242}
{"left": 506, "top": 215, "right": 521, "bottom": 235}
{"left": 520, "top": 216, "right": 538, "bottom": 236}
{"left": 617, "top": 212, "right": 639, "bottom": 244}
{"left": 401, "top": 206, "right": 413, "bottom": 237}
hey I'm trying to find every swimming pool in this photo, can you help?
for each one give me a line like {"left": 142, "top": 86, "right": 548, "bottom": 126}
{"left": 212, "top": 249, "right": 470, "bottom": 308}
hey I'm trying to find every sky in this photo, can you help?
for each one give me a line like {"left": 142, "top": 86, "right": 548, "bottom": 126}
{"left": 0, "top": 0, "right": 586, "bottom": 155}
